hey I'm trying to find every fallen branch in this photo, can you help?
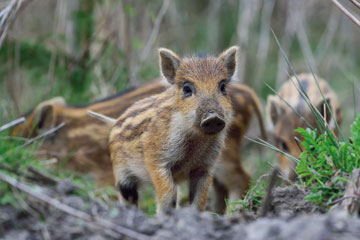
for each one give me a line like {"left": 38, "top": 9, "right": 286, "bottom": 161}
{"left": 0, "top": 172, "right": 151, "bottom": 240}
{"left": 0, "top": 162, "right": 22, "bottom": 175}
{"left": 27, "top": 166, "right": 59, "bottom": 185}
{"left": 331, "top": 0, "right": 360, "bottom": 27}
{"left": 0, "top": 116, "right": 25, "bottom": 132}
{"left": 20, "top": 122, "right": 65, "bottom": 148}
{"left": 22, "top": 165, "right": 111, "bottom": 210}
{"left": 329, "top": 195, "right": 358, "bottom": 206}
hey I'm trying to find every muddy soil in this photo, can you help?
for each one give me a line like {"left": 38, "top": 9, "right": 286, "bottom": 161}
{"left": 267, "top": 187, "right": 327, "bottom": 216}
{"left": 0, "top": 181, "right": 359, "bottom": 240}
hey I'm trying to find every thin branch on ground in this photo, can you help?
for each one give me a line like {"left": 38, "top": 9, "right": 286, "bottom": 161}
{"left": 27, "top": 166, "right": 59, "bottom": 185}
{"left": 0, "top": 172, "right": 151, "bottom": 240}
{"left": 329, "top": 195, "right": 358, "bottom": 206}
{"left": 0, "top": 162, "right": 21, "bottom": 175}
{"left": 20, "top": 123, "right": 65, "bottom": 148}
{"left": 0, "top": 116, "right": 25, "bottom": 132}
{"left": 332, "top": 0, "right": 360, "bottom": 27}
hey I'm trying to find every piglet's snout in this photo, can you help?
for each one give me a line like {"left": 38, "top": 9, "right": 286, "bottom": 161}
{"left": 200, "top": 110, "right": 225, "bottom": 134}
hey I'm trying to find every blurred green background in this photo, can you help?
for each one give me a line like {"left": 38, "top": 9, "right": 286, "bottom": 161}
{"left": 0, "top": 0, "right": 359, "bottom": 178}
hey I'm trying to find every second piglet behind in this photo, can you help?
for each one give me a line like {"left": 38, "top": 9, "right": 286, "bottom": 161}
{"left": 109, "top": 46, "right": 238, "bottom": 214}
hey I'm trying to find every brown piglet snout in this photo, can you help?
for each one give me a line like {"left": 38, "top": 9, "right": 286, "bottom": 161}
{"left": 200, "top": 110, "right": 225, "bottom": 134}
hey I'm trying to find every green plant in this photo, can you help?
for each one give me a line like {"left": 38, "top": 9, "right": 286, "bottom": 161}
{"left": 228, "top": 176, "right": 268, "bottom": 213}
{"left": 295, "top": 114, "right": 360, "bottom": 205}
{"left": 0, "top": 130, "right": 39, "bottom": 207}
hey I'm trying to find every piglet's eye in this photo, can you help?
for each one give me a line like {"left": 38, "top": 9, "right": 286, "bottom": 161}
{"left": 183, "top": 82, "right": 193, "bottom": 97}
{"left": 279, "top": 140, "right": 289, "bottom": 152}
{"left": 219, "top": 79, "right": 227, "bottom": 96}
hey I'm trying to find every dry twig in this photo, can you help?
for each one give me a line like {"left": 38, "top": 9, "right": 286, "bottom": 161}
{"left": 20, "top": 123, "right": 65, "bottom": 148}
{"left": 332, "top": 0, "right": 360, "bottom": 27}
{"left": 0, "top": 172, "right": 151, "bottom": 240}
{"left": 0, "top": 116, "right": 25, "bottom": 132}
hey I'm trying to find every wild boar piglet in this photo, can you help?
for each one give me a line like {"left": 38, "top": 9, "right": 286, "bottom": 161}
{"left": 266, "top": 73, "right": 341, "bottom": 180}
{"left": 109, "top": 46, "right": 238, "bottom": 214}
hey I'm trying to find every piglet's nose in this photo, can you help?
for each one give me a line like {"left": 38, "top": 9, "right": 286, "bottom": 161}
{"left": 200, "top": 111, "right": 225, "bottom": 134}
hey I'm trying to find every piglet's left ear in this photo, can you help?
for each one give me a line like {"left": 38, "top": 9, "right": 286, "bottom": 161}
{"left": 218, "top": 46, "right": 239, "bottom": 77}
{"left": 159, "top": 48, "right": 181, "bottom": 85}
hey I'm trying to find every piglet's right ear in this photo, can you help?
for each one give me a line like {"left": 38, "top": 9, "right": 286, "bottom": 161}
{"left": 218, "top": 46, "right": 238, "bottom": 78}
{"left": 34, "top": 97, "right": 65, "bottom": 132}
{"left": 159, "top": 48, "right": 181, "bottom": 84}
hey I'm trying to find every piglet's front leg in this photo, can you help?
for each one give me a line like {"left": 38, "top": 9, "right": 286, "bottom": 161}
{"left": 189, "top": 168, "right": 213, "bottom": 211}
{"left": 145, "top": 159, "right": 177, "bottom": 215}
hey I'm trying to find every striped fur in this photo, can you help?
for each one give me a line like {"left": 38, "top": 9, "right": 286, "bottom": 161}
{"left": 109, "top": 47, "right": 236, "bottom": 214}
{"left": 12, "top": 80, "right": 167, "bottom": 186}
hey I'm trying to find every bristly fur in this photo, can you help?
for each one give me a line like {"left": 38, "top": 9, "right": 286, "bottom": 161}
{"left": 110, "top": 46, "right": 238, "bottom": 215}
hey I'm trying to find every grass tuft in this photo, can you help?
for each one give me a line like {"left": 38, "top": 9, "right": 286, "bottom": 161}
{"left": 295, "top": 114, "right": 360, "bottom": 205}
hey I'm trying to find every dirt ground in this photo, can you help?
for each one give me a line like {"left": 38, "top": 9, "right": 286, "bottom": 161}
{"left": 1, "top": 179, "right": 359, "bottom": 240}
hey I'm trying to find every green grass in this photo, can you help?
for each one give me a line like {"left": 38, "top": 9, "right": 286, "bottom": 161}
{"left": 0, "top": 127, "right": 118, "bottom": 209}
{"left": 139, "top": 186, "right": 157, "bottom": 216}
{"left": 228, "top": 176, "right": 268, "bottom": 213}
{"left": 0, "top": 123, "right": 159, "bottom": 216}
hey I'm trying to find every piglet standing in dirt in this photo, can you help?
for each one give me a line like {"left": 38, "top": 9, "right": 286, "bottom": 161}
{"left": 108, "top": 47, "right": 237, "bottom": 214}
{"left": 266, "top": 73, "right": 342, "bottom": 180}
